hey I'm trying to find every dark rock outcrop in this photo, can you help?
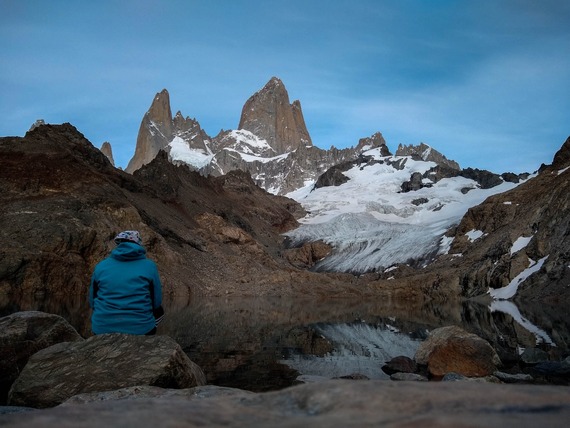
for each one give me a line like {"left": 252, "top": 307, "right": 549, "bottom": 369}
{"left": 449, "top": 137, "right": 570, "bottom": 301}
{"left": 0, "top": 311, "right": 83, "bottom": 404}
{"left": 396, "top": 142, "right": 460, "bottom": 170}
{"left": 8, "top": 334, "right": 206, "bottom": 408}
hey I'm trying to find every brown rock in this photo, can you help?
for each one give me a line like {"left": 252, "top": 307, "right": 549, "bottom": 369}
{"left": 7, "top": 334, "right": 206, "bottom": 408}
{"left": 0, "top": 311, "right": 83, "bottom": 404}
{"left": 99, "top": 142, "right": 114, "bottom": 166}
{"left": 284, "top": 241, "right": 333, "bottom": 269}
{"left": 414, "top": 326, "right": 501, "bottom": 377}
{"left": 238, "top": 77, "right": 312, "bottom": 154}
{"left": 126, "top": 89, "right": 173, "bottom": 173}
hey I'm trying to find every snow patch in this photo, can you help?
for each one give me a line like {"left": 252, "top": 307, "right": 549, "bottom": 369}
{"left": 465, "top": 229, "right": 485, "bottom": 242}
{"left": 510, "top": 235, "right": 533, "bottom": 256}
{"left": 489, "top": 256, "right": 549, "bottom": 300}
{"left": 438, "top": 235, "right": 454, "bottom": 255}
{"left": 557, "top": 166, "right": 570, "bottom": 175}
{"left": 490, "top": 300, "right": 554, "bottom": 345}
{"left": 168, "top": 136, "right": 213, "bottom": 168}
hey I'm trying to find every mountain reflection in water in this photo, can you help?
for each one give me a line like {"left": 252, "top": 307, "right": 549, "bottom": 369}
{"left": 1, "top": 293, "right": 568, "bottom": 392}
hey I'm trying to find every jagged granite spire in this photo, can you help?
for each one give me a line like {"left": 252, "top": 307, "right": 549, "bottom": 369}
{"left": 238, "top": 77, "right": 312, "bottom": 154}
{"left": 126, "top": 89, "right": 173, "bottom": 173}
{"left": 100, "top": 141, "right": 115, "bottom": 166}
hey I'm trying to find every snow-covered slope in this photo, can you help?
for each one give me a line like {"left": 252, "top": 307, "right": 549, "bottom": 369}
{"left": 285, "top": 147, "right": 522, "bottom": 273}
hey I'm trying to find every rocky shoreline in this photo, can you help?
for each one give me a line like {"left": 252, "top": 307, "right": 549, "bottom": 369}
{"left": 2, "top": 311, "right": 569, "bottom": 426}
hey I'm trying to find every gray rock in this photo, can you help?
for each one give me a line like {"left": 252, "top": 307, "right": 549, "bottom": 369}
{"left": 1, "top": 380, "right": 570, "bottom": 427}
{"left": 521, "top": 347, "right": 550, "bottom": 364}
{"left": 0, "top": 311, "right": 83, "bottom": 404}
{"left": 494, "top": 371, "right": 534, "bottom": 383}
{"left": 390, "top": 372, "right": 428, "bottom": 382}
{"left": 8, "top": 334, "right": 206, "bottom": 408}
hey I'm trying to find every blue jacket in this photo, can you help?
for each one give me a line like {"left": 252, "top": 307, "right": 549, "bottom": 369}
{"left": 89, "top": 242, "right": 162, "bottom": 335}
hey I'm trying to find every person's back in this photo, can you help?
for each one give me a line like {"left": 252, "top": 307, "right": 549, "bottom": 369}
{"left": 89, "top": 231, "right": 162, "bottom": 335}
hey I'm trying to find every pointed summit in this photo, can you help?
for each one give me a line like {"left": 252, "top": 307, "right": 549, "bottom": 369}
{"left": 238, "top": 77, "right": 312, "bottom": 154}
{"left": 126, "top": 89, "right": 173, "bottom": 173}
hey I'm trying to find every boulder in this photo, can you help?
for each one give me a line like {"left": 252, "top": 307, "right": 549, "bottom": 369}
{"left": 381, "top": 355, "right": 417, "bottom": 375}
{"left": 0, "top": 311, "right": 83, "bottom": 404}
{"left": 8, "top": 334, "right": 206, "bottom": 408}
{"left": 520, "top": 347, "right": 549, "bottom": 365}
{"left": 414, "top": 326, "right": 501, "bottom": 377}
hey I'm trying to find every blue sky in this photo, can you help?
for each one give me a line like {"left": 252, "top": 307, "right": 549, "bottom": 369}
{"left": 1, "top": 0, "right": 569, "bottom": 173}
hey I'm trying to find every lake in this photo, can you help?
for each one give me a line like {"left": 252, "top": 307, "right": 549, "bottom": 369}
{"left": 1, "top": 292, "right": 567, "bottom": 392}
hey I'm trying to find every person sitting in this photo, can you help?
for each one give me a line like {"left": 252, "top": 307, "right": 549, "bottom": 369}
{"left": 89, "top": 230, "right": 164, "bottom": 335}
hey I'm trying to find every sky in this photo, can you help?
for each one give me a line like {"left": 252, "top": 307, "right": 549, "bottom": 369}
{"left": 1, "top": 0, "right": 569, "bottom": 173}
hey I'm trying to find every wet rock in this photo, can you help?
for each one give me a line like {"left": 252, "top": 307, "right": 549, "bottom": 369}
{"left": 8, "top": 334, "right": 206, "bottom": 408}
{"left": 521, "top": 347, "right": 550, "bottom": 364}
{"left": 381, "top": 355, "right": 417, "bottom": 375}
{"left": 414, "top": 326, "right": 501, "bottom": 377}
{"left": 390, "top": 373, "right": 428, "bottom": 382}
{"left": 1, "top": 380, "right": 569, "bottom": 427}
{"left": 0, "top": 311, "right": 83, "bottom": 404}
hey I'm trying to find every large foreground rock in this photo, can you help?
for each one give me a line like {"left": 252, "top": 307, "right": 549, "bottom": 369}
{"left": 0, "top": 311, "right": 83, "bottom": 404}
{"left": 8, "top": 334, "right": 206, "bottom": 408}
{"left": 415, "top": 325, "right": 501, "bottom": 377}
{"left": 1, "top": 380, "right": 570, "bottom": 427}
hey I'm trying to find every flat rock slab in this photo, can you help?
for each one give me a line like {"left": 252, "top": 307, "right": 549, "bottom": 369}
{"left": 8, "top": 334, "right": 206, "bottom": 408}
{"left": 1, "top": 380, "right": 570, "bottom": 427}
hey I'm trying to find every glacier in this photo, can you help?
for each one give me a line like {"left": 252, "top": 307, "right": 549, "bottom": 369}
{"left": 285, "top": 147, "right": 521, "bottom": 273}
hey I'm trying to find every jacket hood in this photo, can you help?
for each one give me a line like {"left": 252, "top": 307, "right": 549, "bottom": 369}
{"left": 111, "top": 242, "right": 147, "bottom": 261}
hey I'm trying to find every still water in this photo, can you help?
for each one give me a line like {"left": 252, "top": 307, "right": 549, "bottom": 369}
{"left": 1, "top": 293, "right": 567, "bottom": 392}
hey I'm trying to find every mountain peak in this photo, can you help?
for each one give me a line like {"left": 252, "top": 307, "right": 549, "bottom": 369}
{"left": 238, "top": 77, "right": 312, "bottom": 154}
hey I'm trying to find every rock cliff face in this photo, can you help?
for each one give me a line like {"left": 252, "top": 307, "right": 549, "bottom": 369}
{"left": 448, "top": 137, "right": 570, "bottom": 302}
{"left": 238, "top": 77, "right": 312, "bottom": 153}
{"left": 125, "top": 90, "right": 212, "bottom": 173}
